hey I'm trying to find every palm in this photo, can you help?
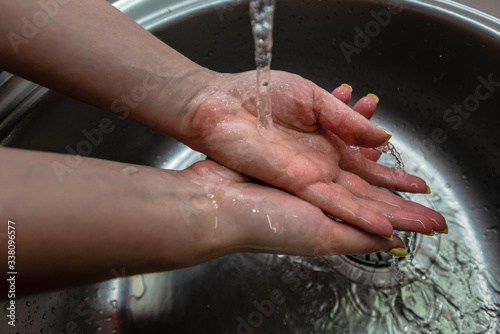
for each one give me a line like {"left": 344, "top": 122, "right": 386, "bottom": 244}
{"left": 185, "top": 70, "right": 446, "bottom": 237}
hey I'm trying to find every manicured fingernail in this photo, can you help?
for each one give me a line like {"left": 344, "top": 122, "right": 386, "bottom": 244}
{"left": 381, "top": 128, "right": 392, "bottom": 146}
{"left": 424, "top": 231, "right": 435, "bottom": 236}
{"left": 386, "top": 248, "right": 408, "bottom": 257}
{"left": 367, "top": 93, "right": 379, "bottom": 104}
{"left": 380, "top": 235, "right": 393, "bottom": 241}
{"left": 436, "top": 227, "right": 448, "bottom": 234}
{"left": 425, "top": 186, "right": 431, "bottom": 194}
{"left": 341, "top": 83, "right": 353, "bottom": 92}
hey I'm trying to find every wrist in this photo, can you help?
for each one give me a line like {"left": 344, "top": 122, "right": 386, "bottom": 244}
{"left": 139, "top": 62, "right": 218, "bottom": 141}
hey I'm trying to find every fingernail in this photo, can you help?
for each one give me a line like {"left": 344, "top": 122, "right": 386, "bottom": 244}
{"left": 386, "top": 248, "right": 408, "bottom": 257}
{"left": 380, "top": 235, "right": 393, "bottom": 241}
{"left": 425, "top": 186, "right": 431, "bottom": 194}
{"left": 341, "top": 83, "right": 353, "bottom": 93}
{"left": 436, "top": 226, "right": 448, "bottom": 234}
{"left": 367, "top": 93, "right": 379, "bottom": 104}
{"left": 381, "top": 128, "right": 392, "bottom": 146}
{"left": 424, "top": 231, "right": 435, "bottom": 236}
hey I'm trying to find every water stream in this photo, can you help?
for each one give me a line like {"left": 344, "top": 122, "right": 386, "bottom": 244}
{"left": 249, "top": 0, "right": 276, "bottom": 133}
{"left": 376, "top": 142, "right": 417, "bottom": 285}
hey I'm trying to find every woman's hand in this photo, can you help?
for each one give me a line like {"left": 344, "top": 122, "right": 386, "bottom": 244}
{"left": 179, "top": 72, "right": 447, "bottom": 238}
{"left": 179, "top": 159, "right": 406, "bottom": 258}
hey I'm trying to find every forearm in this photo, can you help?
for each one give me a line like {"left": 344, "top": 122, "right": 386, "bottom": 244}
{"left": 0, "top": 0, "right": 215, "bottom": 139}
{"left": 0, "top": 147, "right": 219, "bottom": 294}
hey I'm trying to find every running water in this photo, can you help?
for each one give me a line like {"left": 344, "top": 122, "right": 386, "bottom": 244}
{"left": 249, "top": 0, "right": 276, "bottom": 133}
{"left": 250, "top": 0, "right": 412, "bottom": 285}
{"left": 374, "top": 141, "right": 416, "bottom": 284}
{"left": 375, "top": 142, "right": 405, "bottom": 170}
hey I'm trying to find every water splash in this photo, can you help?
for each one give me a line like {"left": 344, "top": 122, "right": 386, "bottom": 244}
{"left": 389, "top": 231, "right": 418, "bottom": 286}
{"left": 375, "top": 142, "right": 405, "bottom": 170}
{"left": 249, "top": 0, "right": 276, "bottom": 133}
{"left": 377, "top": 142, "right": 416, "bottom": 284}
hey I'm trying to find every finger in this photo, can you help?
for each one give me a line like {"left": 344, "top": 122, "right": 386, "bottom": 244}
{"left": 339, "top": 147, "right": 429, "bottom": 194}
{"left": 331, "top": 84, "right": 352, "bottom": 104}
{"left": 299, "top": 181, "right": 394, "bottom": 238}
{"left": 244, "top": 217, "right": 407, "bottom": 257}
{"left": 352, "top": 94, "right": 379, "bottom": 120}
{"left": 337, "top": 170, "right": 447, "bottom": 232}
{"left": 352, "top": 94, "right": 382, "bottom": 161}
{"left": 313, "top": 88, "right": 390, "bottom": 148}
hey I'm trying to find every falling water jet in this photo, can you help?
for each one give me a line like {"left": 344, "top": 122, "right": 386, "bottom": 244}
{"left": 249, "top": 0, "right": 276, "bottom": 135}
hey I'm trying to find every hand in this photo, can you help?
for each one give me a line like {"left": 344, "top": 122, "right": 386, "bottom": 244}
{"left": 0, "top": 146, "right": 406, "bottom": 295}
{"left": 179, "top": 159, "right": 406, "bottom": 257}
{"left": 180, "top": 71, "right": 446, "bottom": 238}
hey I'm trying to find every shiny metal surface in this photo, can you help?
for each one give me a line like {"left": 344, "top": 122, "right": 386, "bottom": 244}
{"left": 1, "top": 0, "right": 500, "bottom": 333}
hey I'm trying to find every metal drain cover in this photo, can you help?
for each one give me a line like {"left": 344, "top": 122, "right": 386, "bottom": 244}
{"left": 345, "top": 249, "right": 404, "bottom": 268}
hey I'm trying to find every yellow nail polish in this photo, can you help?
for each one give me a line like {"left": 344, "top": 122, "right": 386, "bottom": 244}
{"left": 425, "top": 186, "right": 431, "bottom": 194}
{"left": 341, "top": 83, "right": 353, "bottom": 93}
{"left": 424, "top": 231, "right": 435, "bottom": 236}
{"left": 386, "top": 248, "right": 408, "bottom": 257}
{"left": 380, "top": 235, "right": 393, "bottom": 241}
{"left": 436, "top": 227, "right": 448, "bottom": 234}
{"left": 381, "top": 128, "right": 392, "bottom": 146}
{"left": 367, "top": 93, "right": 379, "bottom": 104}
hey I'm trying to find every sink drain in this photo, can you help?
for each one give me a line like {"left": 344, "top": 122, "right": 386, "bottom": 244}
{"left": 327, "top": 231, "right": 440, "bottom": 288}
{"left": 344, "top": 247, "right": 406, "bottom": 269}
{"left": 323, "top": 191, "right": 441, "bottom": 289}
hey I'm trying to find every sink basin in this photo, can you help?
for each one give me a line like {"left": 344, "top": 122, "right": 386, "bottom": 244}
{"left": 1, "top": 0, "right": 499, "bottom": 333}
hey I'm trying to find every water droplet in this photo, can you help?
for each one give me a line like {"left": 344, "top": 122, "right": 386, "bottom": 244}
{"left": 122, "top": 166, "right": 139, "bottom": 176}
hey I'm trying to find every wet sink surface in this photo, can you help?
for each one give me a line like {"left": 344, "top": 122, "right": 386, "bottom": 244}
{"left": 1, "top": 0, "right": 500, "bottom": 333}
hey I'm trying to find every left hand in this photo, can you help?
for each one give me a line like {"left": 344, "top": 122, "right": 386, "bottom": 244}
{"left": 179, "top": 159, "right": 407, "bottom": 258}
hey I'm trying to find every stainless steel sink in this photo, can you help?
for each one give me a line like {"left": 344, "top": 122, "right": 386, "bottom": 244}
{"left": 1, "top": 0, "right": 499, "bottom": 333}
